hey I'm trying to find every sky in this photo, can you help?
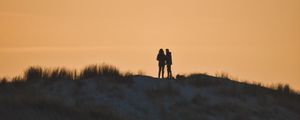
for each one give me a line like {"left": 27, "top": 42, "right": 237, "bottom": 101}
{"left": 0, "top": 0, "right": 299, "bottom": 90}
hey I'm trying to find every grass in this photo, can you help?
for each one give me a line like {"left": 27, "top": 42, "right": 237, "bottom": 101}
{"left": 182, "top": 73, "right": 227, "bottom": 87}
{"left": 6, "top": 63, "right": 133, "bottom": 82}
{"left": 0, "top": 64, "right": 132, "bottom": 120}
{"left": 2, "top": 68, "right": 299, "bottom": 98}
{"left": 0, "top": 77, "right": 7, "bottom": 84}
{"left": 79, "top": 64, "right": 122, "bottom": 79}
{"left": 1, "top": 65, "right": 300, "bottom": 120}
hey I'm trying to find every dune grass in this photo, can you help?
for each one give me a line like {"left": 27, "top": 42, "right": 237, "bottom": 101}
{"left": 13, "top": 64, "right": 133, "bottom": 82}
{"left": 1, "top": 65, "right": 300, "bottom": 120}
{"left": 1, "top": 66, "right": 299, "bottom": 97}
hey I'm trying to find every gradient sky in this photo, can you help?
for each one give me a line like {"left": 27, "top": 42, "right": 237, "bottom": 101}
{"left": 0, "top": 0, "right": 299, "bottom": 90}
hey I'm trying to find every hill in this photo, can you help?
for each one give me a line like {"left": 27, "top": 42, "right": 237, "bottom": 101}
{"left": 0, "top": 65, "right": 300, "bottom": 120}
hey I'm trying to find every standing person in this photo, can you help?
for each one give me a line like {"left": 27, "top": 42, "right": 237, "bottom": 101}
{"left": 157, "top": 49, "right": 166, "bottom": 78}
{"left": 165, "top": 49, "right": 172, "bottom": 79}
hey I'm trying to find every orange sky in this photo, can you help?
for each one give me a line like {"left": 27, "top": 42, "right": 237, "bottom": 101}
{"left": 0, "top": 0, "right": 300, "bottom": 90}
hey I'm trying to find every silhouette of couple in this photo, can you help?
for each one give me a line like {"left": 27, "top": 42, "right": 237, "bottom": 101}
{"left": 156, "top": 48, "right": 172, "bottom": 79}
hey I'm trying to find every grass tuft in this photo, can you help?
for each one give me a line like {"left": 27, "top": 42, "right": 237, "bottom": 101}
{"left": 79, "top": 64, "right": 121, "bottom": 79}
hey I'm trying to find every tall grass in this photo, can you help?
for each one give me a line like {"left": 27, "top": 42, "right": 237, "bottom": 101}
{"left": 215, "top": 71, "right": 230, "bottom": 79}
{"left": 270, "top": 83, "right": 297, "bottom": 95}
{"left": 49, "top": 68, "right": 75, "bottom": 80}
{"left": 180, "top": 73, "right": 300, "bottom": 96}
{"left": 4, "top": 64, "right": 300, "bottom": 96}
{"left": 24, "top": 67, "right": 75, "bottom": 81}
{"left": 79, "top": 64, "right": 121, "bottom": 79}
{"left": 0, "top": 77, "right": 8, "bottom": 86}
{"left": 18, "top": 64, "right": 130, "bottom": 82}
{"left": 24, "top": 66, "right": 45, "bottom": 81}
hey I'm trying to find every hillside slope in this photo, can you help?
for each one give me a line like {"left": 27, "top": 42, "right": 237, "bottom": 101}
{"left": 1, "top": 74, "right": 300, "bottom": 120}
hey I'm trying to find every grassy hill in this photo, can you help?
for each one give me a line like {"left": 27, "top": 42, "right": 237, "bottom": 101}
{"left": 1, "top": 64, "right": 300, "bottom": 120}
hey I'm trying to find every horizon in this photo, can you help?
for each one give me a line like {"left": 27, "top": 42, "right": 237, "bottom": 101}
{"left": 1, "top": 0, "right": 300, "bottom": 90}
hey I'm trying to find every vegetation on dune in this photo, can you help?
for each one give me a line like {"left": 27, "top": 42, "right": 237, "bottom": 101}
{"left": 0, "top": 64, "right": 300, "bottom": 120}
{"left": 80, "top": 64, "right": 122, "bottom": 79}
{"left": 11, "top": 64, "right": 133, "bottom": 81}
{"left": 0, "top": 64, "right": 298, "bottom": 96}
{"left": 0, "top": 64, "right": 297, "bottom": 94}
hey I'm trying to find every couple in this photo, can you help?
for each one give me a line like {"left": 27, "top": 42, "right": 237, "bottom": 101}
{"left": 156, "top": 48, "right": 172, "bottom": 79}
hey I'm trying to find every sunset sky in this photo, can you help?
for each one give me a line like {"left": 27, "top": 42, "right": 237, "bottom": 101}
{"left": 0, "top": 0, "right": 299, "bottom": 89}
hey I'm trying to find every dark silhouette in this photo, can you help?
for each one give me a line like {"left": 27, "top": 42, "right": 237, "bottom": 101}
{"left": 156, "top": 49, "right": 166, "bottom": 78}
{"left": 1, "top": 64, "right": 300, "bottom": 120}
{"left": 165, "top": 49, "right": 173, "bottom": 79}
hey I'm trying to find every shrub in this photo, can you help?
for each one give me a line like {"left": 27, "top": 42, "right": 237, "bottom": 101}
{"left": 123, "top": 71, "right": 134, "bottom": 77}
{"left": 80, "top": 64, "right": 121, "bottom": 79}
{"left": 184, "top": 73, "right": 225, "bottom": 87}
{"left": 24, "top": 67, "right": 74, "bottom": 81}
{"left": 137, "top": 70, "right": 146, "bottom": 76}
{"left": 12, "top": 76, "right": 23, "bottom": 81}
{"left": 0, "top": 77, "right": 8, "bottom": 85}
{"left": 24, "top": 66, "right": 45, "bottom": 81}
{"left": 176, "top": 74, "right": 186, "bottom": 80}
{"left": 49, "top": 68, "right": 74, "bottom": 80}
{"left": 20, "top": 64, "right": 134, "bottom": 84}
{"left": 276, "top": 84, "right": 292, "bottom": 94}
{"left": 215, "top": 71, "right": 230, "bottom": 79}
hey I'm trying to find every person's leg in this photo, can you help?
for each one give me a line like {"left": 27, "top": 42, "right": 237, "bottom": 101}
{"left": 158, "top": 65, "right": 161, "bottom": 78}
{"left": 169, "top": 65, "right": 172, "bottom": 79}
{"left": 167, "top": 65, "right": 171, "bottom": 79}
{"left": 162, "top": 65, "right": 165, "bottom": 79}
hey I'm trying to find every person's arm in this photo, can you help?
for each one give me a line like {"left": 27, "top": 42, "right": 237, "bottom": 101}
{"left": 170, "top": 53, "right": 172, "bottom": 65}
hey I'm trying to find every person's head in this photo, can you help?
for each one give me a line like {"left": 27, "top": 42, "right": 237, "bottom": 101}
{"left": 166, "top": 49, "right": 170, "bottom": 53}
{"left": 159, "top": 48, "right": 164, "bottom": 54}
